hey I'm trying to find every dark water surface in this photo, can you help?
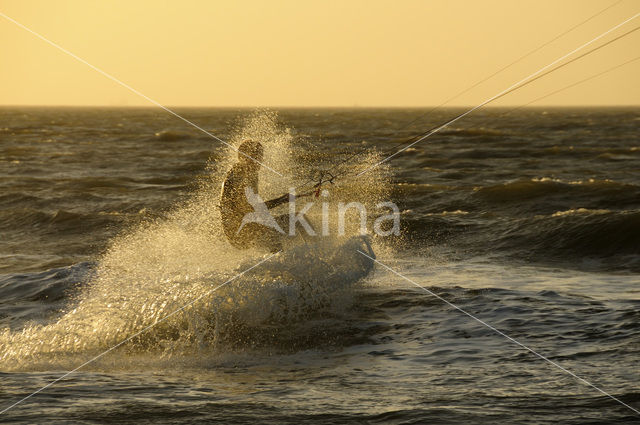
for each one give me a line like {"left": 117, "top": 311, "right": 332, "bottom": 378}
{"left": 1, "top": 107, "right": 639, "bottom": 423}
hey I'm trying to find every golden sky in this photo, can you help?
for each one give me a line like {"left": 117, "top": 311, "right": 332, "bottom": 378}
{"left": 1, "top": 0, "right": 638, "bottom": 107}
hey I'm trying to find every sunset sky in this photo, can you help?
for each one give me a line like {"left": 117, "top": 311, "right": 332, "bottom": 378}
{"left": 1, "top": 0, "right": 638, "bottom": 107}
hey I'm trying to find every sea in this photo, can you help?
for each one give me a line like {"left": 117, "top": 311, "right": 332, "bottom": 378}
{"left": 0, "top": 107, "right": 638, "bottom": 424}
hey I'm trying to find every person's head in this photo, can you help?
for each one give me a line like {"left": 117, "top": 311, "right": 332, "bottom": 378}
{"left": 237, "top": 140, "right": 263, "bottom": 167}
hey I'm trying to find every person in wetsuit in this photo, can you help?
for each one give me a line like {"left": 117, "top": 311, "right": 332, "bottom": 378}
{"left": 219, "top": 140, "right": 294, "bottom": 252}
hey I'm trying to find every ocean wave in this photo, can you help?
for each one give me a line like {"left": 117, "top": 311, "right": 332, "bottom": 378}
{"left": 400, "top": 215, "right": 474, "bottom": 245}
{"left": 539, "top": 121, "right": 596, "bottom": 131}
{"left": 493, "top": 210, "right": 640, "bottom": 267}
{"left": 438, "top": 127, "right": 509, "bottom": 137}
{"left": 550, "top": 208, "right": 611, "bottom": 217}
{"left": 0, "top": 193, "right": 41, "bottom": 207}
{"left": 0, "top": 262, "right": 91, "bottom": 305}
{"left": 423, "top": 210, "right": 469, "bottom": 217}
{"left": 154, "top": 130, "right": 191, "bottom": 141}
{"left": 0, "top": 208, "right": 125, "bottom": 233}
{"left": 473, "top": 178, "right": 640, "bottom": 210}
{"left": 447, "top": 148, "right": 525, "bottom": 159}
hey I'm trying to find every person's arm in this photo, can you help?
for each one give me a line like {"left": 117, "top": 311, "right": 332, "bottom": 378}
{"left": 265, "top": 193, "right": 293, "bottom": 209}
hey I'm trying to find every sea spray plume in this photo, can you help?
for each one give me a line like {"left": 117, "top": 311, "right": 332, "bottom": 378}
{"left": 0, "top": 110, "right": 396, "bottom": 370}
{"left": 205, "top": 110, "right": 396, "bottom": 242}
